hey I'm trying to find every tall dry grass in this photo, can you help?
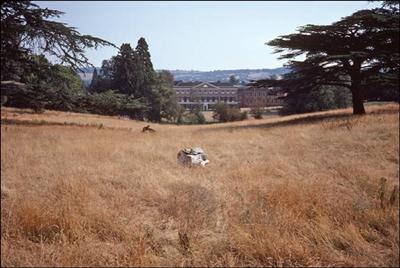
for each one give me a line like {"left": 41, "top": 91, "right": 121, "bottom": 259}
{"left": 1, "top": 104, "right": 399, "bottom": 267}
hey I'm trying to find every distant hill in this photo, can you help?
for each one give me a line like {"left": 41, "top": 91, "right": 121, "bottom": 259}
{"left": 168, "top": 68, "right": 289, "bottom": 83}
{"left": 77, "top": 67, "right": 289, "bottom": 86}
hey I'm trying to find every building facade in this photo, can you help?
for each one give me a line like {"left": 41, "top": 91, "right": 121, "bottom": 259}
{"left": 173, "top": 81, "right": 284, "bottom": 110}
{"left": 174, "top": 82, "right": 239, "bottom": 110}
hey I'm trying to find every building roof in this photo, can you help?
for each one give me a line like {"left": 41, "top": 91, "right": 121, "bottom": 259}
{"left": 174, "top": 81, "right": 243, "bottom": 88}
{"left": 174, "top": 81, "right": 203, "bottom": 86}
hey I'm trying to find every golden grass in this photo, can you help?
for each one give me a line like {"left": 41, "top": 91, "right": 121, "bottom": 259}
{"left": 1, "top": 104, "right": 399, "bottom": 267}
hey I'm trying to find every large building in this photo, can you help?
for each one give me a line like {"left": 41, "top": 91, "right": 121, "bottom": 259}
{"left": 174, "top": 81, "right": 239, "bottom": 110}
{"left": 173, "top": 81, "right": 284, "bottom": 110}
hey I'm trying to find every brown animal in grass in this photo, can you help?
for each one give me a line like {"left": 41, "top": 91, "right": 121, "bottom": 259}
{"left": 142, "top": 125, "right": 156, "bottom": 133}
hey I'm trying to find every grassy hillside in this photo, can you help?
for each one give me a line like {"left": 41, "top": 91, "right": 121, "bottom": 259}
{"left": 1, "top": 104, "right": 399, "bottom": 267}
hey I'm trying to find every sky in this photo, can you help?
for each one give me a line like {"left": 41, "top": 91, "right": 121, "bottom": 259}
{"left": 35, "top": 1, "right": 381, "bottom": 71}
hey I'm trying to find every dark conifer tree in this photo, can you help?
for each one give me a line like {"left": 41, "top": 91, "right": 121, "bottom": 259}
{"left": 134, "top": 37, "right": 156, "bottom": 98}
{"left": 1, "top": 1, "right": 115, "bottom": 81}
{"left": 255, "top": 3, "right": 399, "bottom": 114}
{"left": 113, "top": 43, "right": 136, "bottom": 95}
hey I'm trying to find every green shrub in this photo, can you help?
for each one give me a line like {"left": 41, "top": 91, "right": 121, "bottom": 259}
{"left": 80, "top": 90, "right": 146, "bottom": 119}
{"left": 240, "top": 111, "right": 248, "bottom": 120}
{"left": 213, "top": 102, "right": 246, "bottom": 122}
{"left": 196, "top": 111, "right": 206, "bottom": 124}
{"left": 281, "top": 86, "right": 352, "bottom": 115}
{"left": 250, "top": 106, "right": 263, "bottom": 119}
{"left": 185, "top": 111, "right": 206, "bottom": 124}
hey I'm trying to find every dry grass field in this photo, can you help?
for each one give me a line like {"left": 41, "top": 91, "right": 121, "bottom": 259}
{"left": 1, "top": 104, "right": 399, "bottom": 267}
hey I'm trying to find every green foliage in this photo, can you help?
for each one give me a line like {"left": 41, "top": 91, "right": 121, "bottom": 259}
{"left": 240, "top": 110, "right": 248, "bottom": 120}
{"left": 251, "top": 109, "right": 263, "bottom": 119}
{"left": 0, "top": 1, "right": 146, "bottom": 118}
{"left": 1, "top": 54, "right": 147, "bottom": 117}
{"left": 161, "top": 95, "right": 181, "bottom": 123}
{"left": 146, "top": 70, "right": 175, "bottom": 122}
{"left": 213, "top": 102, "right": 247, "bottom": 122}
{"left": 213, "top": 102, "right": 228, "bottom": 122}
{"left": 134, "top": 38, "right": 156, "bottom": 99}
{"left": 334, "top": 86, "right": 353, "bottom": 108}
{"left": 229, "top": 75, "right": 239, "bottom": 84}
{"left": 5, "top": 82, "right": 48, "bottom": 113}
{"left": 80, "top": 90, "right": 146, "bottom": 118}
{"left": 363, "top": 71, "right": 400, "bottom": 102}
{"left": 185, "top": 111, "right": 206, "bottom": 124}
{"left": 1, "top": 1, "right": 115, "bottom": 81}
{"left": 113, "top": 44, "right": 136, "bottom": 95}
{"left": 196, "top": 112, "right": 206, "bottom": 124}
{"left": 250, "top": 102, "right": 264, "bottom": 119}
{"left": 1, "top": 2, "right": 171, "bottom": 121}
{"left": 255, "top": 2, "right": 399, "bottom": 115}
{"left": 89, "top": 60, "right": 114, "bottom": 93}
{"left": 4, "top": 55, "right": 85, "bottom": 112}
{"left": 89, "top": 39, "right": 175, "bottom": 122}
{"left": 53, "top": 65, "right": 85, "bottom": 96}
{"left": 281, "top": 86, "right": 352, "bottom": 115}
{"left": 4, "top": 82, "right": 146, "bottom": 118}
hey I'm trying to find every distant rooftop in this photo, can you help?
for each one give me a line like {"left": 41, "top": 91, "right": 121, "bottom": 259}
{"left": 174, "top": 81, "right": 203, "bottom": 87}
{"left": 174, "top": 81, "right": 243, "bottom": 87}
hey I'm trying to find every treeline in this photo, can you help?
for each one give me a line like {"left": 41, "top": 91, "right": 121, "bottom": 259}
{"left": 87, "top": 39, "right": 178, "bottom": 121}
{"left": 2, "top": 38, "right": 181, "bottom": 122}
{"left": 280, "top": 86, "right": 353, "bottom": 115}
{"left": 1, "top": 1, "right": 182, "bottom": 122}
{"left": 280, "top": 75, "right": 398, "bottom": 115}
{"left": 1, "top": 53, "right": 143, "bottom": 115}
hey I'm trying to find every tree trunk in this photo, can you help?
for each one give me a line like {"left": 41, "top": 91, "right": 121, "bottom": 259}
{"left": 350, "top": 77, "right": 366, "bottom": 115}
{"left": 352, "top": 91, "right": 365, "bottom": 115}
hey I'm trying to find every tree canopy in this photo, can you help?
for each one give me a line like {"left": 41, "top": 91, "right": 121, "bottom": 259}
{"left": 89, "top": 39, "right": 176, "bottom": 122}
{"left": 113, "top": 43, "right": 136, "bottom": 95}
{"left": 1, "top": 1, "right": 115, "bottom": 80}
{"left": 254, "top": 2, "right": 399, "bottom": 114}
{"left": 0, "top": 1, "right": 149, "bottom": 118}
